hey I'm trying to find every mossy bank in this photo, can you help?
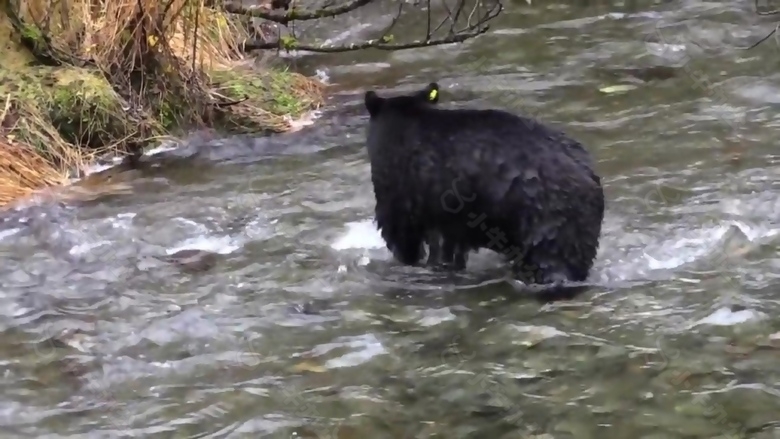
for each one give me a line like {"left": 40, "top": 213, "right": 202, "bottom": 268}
{"left": 0, "top": 1, "right": 325, "bottom": 207}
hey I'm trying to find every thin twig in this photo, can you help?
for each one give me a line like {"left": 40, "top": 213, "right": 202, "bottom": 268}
{"left": 192, "top": 0, "right": 201, "bottom": 73}
{"left": 0, "top": 95, "right": 11, "bottom": 127}
{"left": 740, "top": 23, "right": 778, "bottom": 50}
{"left": 426, "top": 0, "right": 432, "bottom": 39}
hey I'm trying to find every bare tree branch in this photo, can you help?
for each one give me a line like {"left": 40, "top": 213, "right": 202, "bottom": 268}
{"left": 241, "top": 27, "right": 491, "bottom": 52}
{"left": 220, "top": 0, "right": 376, "bottom": 25}
{"left": 237, "top": 0, "right": 503, "bottom": 54}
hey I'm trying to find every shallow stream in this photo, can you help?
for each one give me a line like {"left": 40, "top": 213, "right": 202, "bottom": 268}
{"left": 3, "top": 0, "right": 780, "bottom": 437}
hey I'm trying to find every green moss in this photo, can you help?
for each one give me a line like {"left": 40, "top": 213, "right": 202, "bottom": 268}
{"left": 211, "top": 67, "right": 312, "bottom": 118}
{"left": 280, "top": 35, "right": 298, "bottom": 50}
{"left": 207, "top": 66, "right": 322, "bottom": 134}
{"left": 21, "top": 24, "right": 44, "bottom": 42}
{"left": 157, "top": 101, "right": 177, "bottom": 129}
{"left": 0, "top": 64, "right": 161, "bottom": 154}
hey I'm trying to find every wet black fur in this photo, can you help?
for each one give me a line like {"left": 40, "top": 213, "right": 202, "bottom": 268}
{"left": 363, "top": 82, "right": 605, "bottom": 287}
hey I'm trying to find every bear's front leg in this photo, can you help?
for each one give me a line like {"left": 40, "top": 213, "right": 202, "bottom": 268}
{"left": 425, "top": 230, "right": 442, "bottom": 267}
{"left": 387, "top": 228, "right": 425, "bottom": 265}
{"left": 376, "top": 215, "right": 425, "bottom": 266}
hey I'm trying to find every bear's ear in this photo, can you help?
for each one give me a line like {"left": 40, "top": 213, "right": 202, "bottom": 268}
{"left": 419, "top": 82, "right": 439, "bottom": 104}
{"left": 364, "top": 90, "right": 383, "bottom": 117}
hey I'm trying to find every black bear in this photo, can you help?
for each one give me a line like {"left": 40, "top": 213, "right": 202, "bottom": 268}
{"left": 363, "top": 82, "right": 605, "bottom": 288}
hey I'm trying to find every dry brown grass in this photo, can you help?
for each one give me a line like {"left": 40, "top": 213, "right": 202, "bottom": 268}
{"left": 19, "top": 0, "right": 247, "bottom": 73}
{"left": 0, "top": 74, "right": 131, "bottom": 207}
{"left": 0, "top": 140, "right": 67, "bottom": 206}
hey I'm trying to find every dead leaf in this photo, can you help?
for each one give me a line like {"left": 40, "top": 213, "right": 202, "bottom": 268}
{"left": 291, "top": 360, "right": 327, "bottom": 373}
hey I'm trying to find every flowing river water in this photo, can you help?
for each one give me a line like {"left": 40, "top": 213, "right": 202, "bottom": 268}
{"left": 3, "top": 0, "right": 780, "bottom": 437}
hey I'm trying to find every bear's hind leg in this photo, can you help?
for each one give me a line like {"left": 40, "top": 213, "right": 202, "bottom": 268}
{"left": 443, "top": 239, "right": 469, "bottom": 270}
{"left": 511, "top": 243, "right": 593, "bottom": 301}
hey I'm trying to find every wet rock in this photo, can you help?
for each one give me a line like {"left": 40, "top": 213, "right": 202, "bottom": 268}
{"left": 619, "top": 66, "right": 680, "bottom": 82}
{"left": 290, "top": 299, "right": 332, "bottom": 315}
{"left": 45, "top": 327, "right": 93, "bottom": 353}
{"left": 768, "top": 332, "right": 780, "bottom": 347}
{"left": 31, "top": 356, "right": 95, "bottom": 388}
{"left": 59, "top": 357, "right": 93, "bottom": 380}
{"left": 57, "top": 166, "right": 140, "bottom": 204}
{"left": 28, "top": 328, "right": 98, "bottom": 386}
{"left": 509, "top": 324, "right": 569, "bottom": 348}
{"left": 154, "top": 249, "right": 220, "bottom": 272}
{"left": 470, "top": 397, "right": 516, "bottom": 419}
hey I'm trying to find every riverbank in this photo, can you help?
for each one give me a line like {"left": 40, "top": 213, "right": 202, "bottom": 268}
{"left": 0, "top": 0, "right": 325, "bottom": 208}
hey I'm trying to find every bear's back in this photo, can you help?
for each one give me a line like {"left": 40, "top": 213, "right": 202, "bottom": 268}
{"left": 411, "top": 107, "right": 598, "bottom": 187}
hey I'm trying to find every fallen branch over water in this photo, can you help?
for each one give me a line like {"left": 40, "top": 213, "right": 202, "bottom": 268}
{"left": 217, "top": 0, "right": 503, "bottom": 53}
{"left": 240, "top": 28, "right": 492, "bottom": 52}
{"left": 221, "top": 0, "right": 375, "bottom": 25}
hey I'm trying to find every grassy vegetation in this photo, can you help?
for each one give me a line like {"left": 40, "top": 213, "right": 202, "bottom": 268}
{"left": 0, "top": 0, "right": 325, "bottom": 207}
{"left": 209, "top": 66, "right": 324, "bottom": 134}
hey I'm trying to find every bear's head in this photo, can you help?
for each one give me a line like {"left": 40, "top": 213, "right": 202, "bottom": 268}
{"left": 364, "top": 82, "right": 440, "bottom": 118}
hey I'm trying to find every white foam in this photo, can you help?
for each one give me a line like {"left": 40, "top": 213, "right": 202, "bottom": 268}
{"left": 645, "top": 42, "right": 688, "bottom": 58}
{"left": 284, "top": 110, "right": 323, "bottom": 133}
{"left": 727, "top": 219, "right": 780, "bottom": 242}
{"left": 417, "top": 307, "right": 457, "bottom": 327}
{"left": 174, "top": 217, "right": 209, "bottom": 234}
{"left": 330, "top": 219, "right": 385, "bottom": 251}
{"left": 110, "top": 213, "right": 137, "bottom": 230}
{"left": 322, "top": 23, "right": 373, "bottom": 46}
{"left": 243, "top": 217, "right": 272, "bottom": 241}
{"left": 643, "top": 225, "right": 731, "bottom": 270}
{"left": 314, "top": 69, "right": 330, "bottom": 84}
{"left": 694, "top": 307, "right": 765, "bottom": 327}
{"left": 323, "top": 334, "right": 388, "bottom": 369}
{"left": 75, "top": 157, "right": 123, "bottom": 180}
{"left": 331, "top": 213, "right": 780, "bottom": 285}
{"left": 68, "top": 142, "right": 177, "bottom": 182}
{"left": 0, "top": 228, "right": 21, "bottom": 241}
{"left": 166, "top": 235, "right": 241, "bottom": 255}
{"left": 597, "top": 218, "right": 780, "bottom": 284}
{"left": 144, "top": 143, "right": 179, "bottom": 157}
{"left": 69, "top": 240, "right": 112, "bottom": 256}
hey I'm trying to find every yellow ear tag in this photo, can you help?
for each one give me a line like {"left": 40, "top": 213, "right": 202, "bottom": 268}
{"left": 428, "top": 89, "right": 438, "bottom": 101}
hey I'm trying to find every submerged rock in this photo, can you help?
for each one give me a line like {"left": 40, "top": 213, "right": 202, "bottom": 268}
{"left": 155, "top": 249, "right": 220, "bottom": 273}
